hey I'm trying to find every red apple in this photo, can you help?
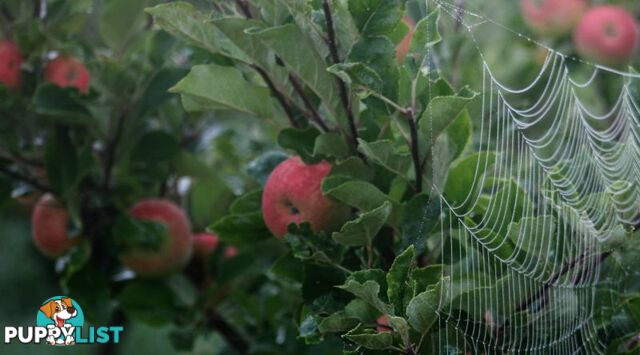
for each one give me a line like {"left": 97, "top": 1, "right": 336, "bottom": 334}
{"left": 574, "top": 6, "right": 639, "bottom": 66}
{"left": 121, "top": 199, "right": 193, "bottom": 277}
{"left": 262, "top": 156, "right": 350, "bottom": 239}
{"left": 396, "top": 16, "right": 415, "bottom": 63}
{"left": 44, "top": 56, "right": 90, "bottom": 94}
{"left": 0, "top": 40, "right": 23, "bottom": 90}
{"left": 223, "top": 246, "right": 238, "bottom": 259}
{"left": 31, "top": 194, "right": 78, "bottom": 258}
{"left": 376, "top": 315, "right": 392, "bottom": 333}
{"left": 193, "top": 232, "right": 220, "bottom": 260}
{"left": 521, "top": 0, "right": 588, "bottom": 37}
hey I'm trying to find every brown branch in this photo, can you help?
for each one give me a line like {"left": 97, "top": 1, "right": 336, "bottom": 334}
{"left": 288, "top": 75, "right": 330, "bottom": 132}
{"left": 234, "top": 0, "right": 252, "bottom": 18}
{"left": 204, "top": 307, "right": 250, "bottom": 353}
{"left": 252, "top": 65, "right": 300, "bottom": 128}
{"left": 406, "top": 108, "right": 422, "bottom": 193}
{"left": 515, "top": 251, "right": 612, "bottom": 312}
{"left": 0, "top": 165, "right": 52, "bottom": 193}
{"left": 322, "top": 0, "right": 361, "bottom": 152}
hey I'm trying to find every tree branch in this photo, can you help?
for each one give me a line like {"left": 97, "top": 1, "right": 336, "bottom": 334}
{"left": 252, "top": 65, "right": 300, "bottom": 128}
{"left": 204, "top": 307, "right": 250, "bottom": 353}
{"left": 0, "top": 165, "right": 52, "bottom": 193}
{"left": 322, "top": 0, "right": 361, "bottom": 152}
{"left": 288, "top": 75, "right": 330, "bottom": 132}
{"left": 406, "top": 108, "right": 422, "bottom": 193}
{"left": 515, "top": 250, "right": 612, "bottom": 312}
{"left": 234, "top": 0, "right": 252, "bottom": 18}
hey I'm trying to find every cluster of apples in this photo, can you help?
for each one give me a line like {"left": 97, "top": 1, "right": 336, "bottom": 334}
{"left": 31, "top": 155, "right": 347, "bottom": 278}
{"left": 32, "top": 196, "right": 237, "bottom": 278}
{"left": 521, "top": 0, "right": 639, "bottom": 66}
{"left": 0, "top": 39, "right": 90, "bottom": 92}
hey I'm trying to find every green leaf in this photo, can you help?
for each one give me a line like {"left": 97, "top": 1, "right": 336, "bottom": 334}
{"left": 444, "top": 152, "right": 496, "bottom": 208}
{"left": 406, "top": 281, "right": 441, "bottom": 333}
{"left": 33, "top": 84, "right": 91, "bottom": 122}
{"left": 358, "top": 139, "right": 412, "bottom": 179}
{"left": 348, "top": 0, "right": 405, "bottom": 37}
{"left": 328, "top": 62, "right": 384, "bottom": 93}
{"left": 117, "top": 280, "right": 175, "bottom": 326}
{"left": 210, "top": 212, "right": 271, "bottom": 245}
{"left": 314, "top": 132, "right": 350, "bottom": 159}
{"left": 170, "top": 64, "right": 287, "bottom": 122}
{"left": 267, "top": 253, "right": 304, "bottom": 288}
{"left": 345, "top": 299, "right": 379, "bottom": 324}
{"left": 408, "top": 10, "right": 441, "bottom": 65}
{"left": 250, "top": 24, "right": 341, "bottom": 120}
{"left": 446, "top": 110, "right": 472, "bottom": 161}
{"left": 412, "top": 265, "right": 443, "bottom": 293}
{"left": 318, "top": 311, "right": 359, "bottom": 333}
{"left": 230, "top": 189, "right": 263, "bottom": 215}
{"left": 323, "top": 175, "right": 388, "bottom": 211}
{"left": 387, "top": 246, "right": 415, "bottom": 314}
{"left": 130, "top": 131, "right": 180, "bottom": 164}
{"left": 401, "top": 193, "right": 440, "bottom": 255}
{"left": 246, "top": 150, "right": 289, "bottom": 185}
{"left": 188, "top": 179, "right": 235, "bottom": 229}
{"left": 146, "top": 3, "right": 249, "bottom": 62}
{"left": 277, "top": 127, "right": 322, "bottom": 163}
{"left": 343, "top": 323, "right": 393, "bottom": 350}
{"left": 136, "top": 68, "right": 188, "bottom": 117}
{"left": 332, "top": 201, "right": 392, "bottom": 247}
{"left": 418, "top": 95, "right": 477, "bottom": 146}
{"left": 285, "top": 223, "right": 347, "bottom": 266}
{"left": 338, "top": 280, "right": 392, "bottom": 314}
{"left": 45, "top": 129, "right": 78, "bottom": 195}
{"left": 349, "top": 37, "right": 398, "bottom": 99}
{"left": 100, "top": 0, "right": 145, "bottom": 51}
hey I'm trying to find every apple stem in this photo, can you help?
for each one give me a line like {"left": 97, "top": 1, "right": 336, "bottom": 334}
{"left": 322, "top": 0, "right": 363, "bottom": 158}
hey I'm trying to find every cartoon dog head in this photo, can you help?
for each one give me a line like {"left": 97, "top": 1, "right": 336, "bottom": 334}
{"left": 39, "top": 298, "right": 77, "bottom": 327}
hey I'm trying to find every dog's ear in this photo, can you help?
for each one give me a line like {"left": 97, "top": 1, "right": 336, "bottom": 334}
{"left": 39, "top": 301, "right": 55, "bottom": 318}
{"left": 61, "top": 298, "right": 73, "bottom": 308}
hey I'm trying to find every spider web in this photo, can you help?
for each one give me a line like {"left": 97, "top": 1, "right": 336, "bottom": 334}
{"left": 424, "top": 0, "right": 639, "bottom": 353}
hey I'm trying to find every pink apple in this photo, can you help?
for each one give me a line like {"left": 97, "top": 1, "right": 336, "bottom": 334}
{"left": 574, "top": 6, "right": 639, "bottom": 66}
{"left": 521, "top": 0, "right": 588, "bottom": 37}
{"left": 396, "top": 16, "right": 415, "bottom": 64}
{"left": 31, "top": 194, "right": 78, "bottom": 258}
{"left": 121, "top": 199, "right": 193, "bottom": 277}
{"left": 0, "top": 40, "right": 22, "bottom": 90}
{"left": 223, "top": 246, "right": 238, "bottom": 259}
{"left": 261, "top": 156, "right": 350, "bottom": 238}
{"left": 376, "top": 315, "right": 392, "bottom": 333}
{"left": 193, "top": 232, "right": 220, "bottom": 260}
{"left": 44, "top": 56, "right": 90, "bottom": 94}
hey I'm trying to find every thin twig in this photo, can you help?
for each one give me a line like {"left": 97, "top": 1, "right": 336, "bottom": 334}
{"left": 322, "top": 0, "right": 361, "bottom": 152}
{"left": 204, "top": 307, "right": 250, "bottom": 353}
{"left": 252, "top": 65, "right": 300, "bottom": 128}
{"left": 0, "top": 165, "right": 52, "bottom": 193}
{"left": 235, "top": 0, "right": 252, "bottom": 18}
{"left": 515, "top": 251, "right": 612, "bottom": 312}
{"left": 288, "top": 75, "right": 330, "bottom": 132}
{"left": 406, "top": 108, "right": 422, "bottom": 193}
